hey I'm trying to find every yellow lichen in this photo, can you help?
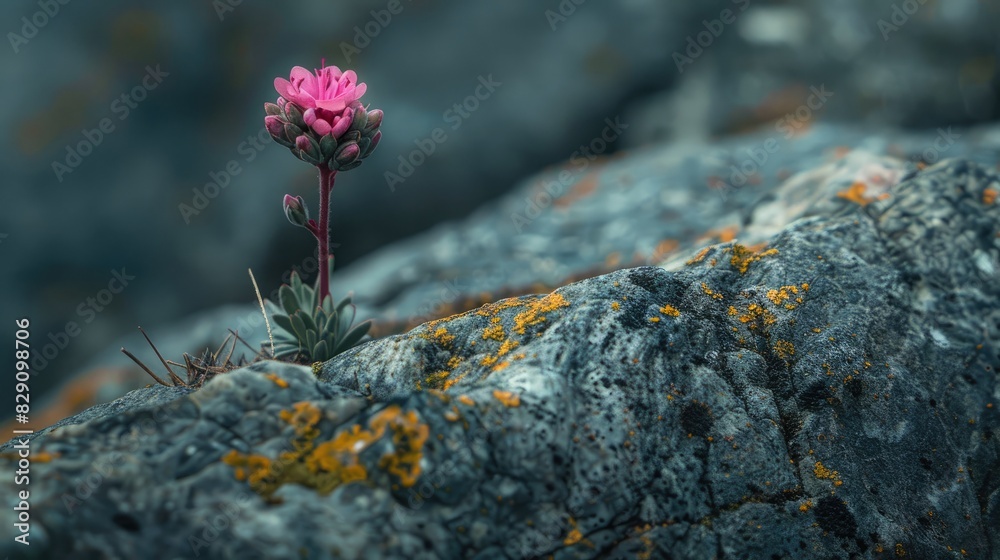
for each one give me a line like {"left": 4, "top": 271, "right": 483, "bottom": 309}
{"left": 813, "top": 461, "right": 842, "bottom": 486}
{"left": 799, "top": 500, "right": 813, "bottom": 513}
{"left": 375, "top": 407, "right": 430, "bottom": 488}
{"left": 265, "top": 373, "right": 289, "bottom": 388}
{"left": 660, "top": 304, "right": 681, "bottom": 317}
{"left": 482, "top": 317, "right": 505, "bottom": 341}
{"left": 738, "top": 303, "right": 777, "bottom": 328}
{"left": 837, "top": 181, "right": 889, "bottom": 206}
{"left": 611, "top": 301, "right": 620, "bottom": 311}
{"left": 458, "top": 395, "right": 475, "bottom": 406}
{"left": 701, "top": 283, "right": 724, "bottom": 300}
{"left": 512, "top": 293, "right": 570, "bottom": 334}
{"left": 476, "top": 297, "right": 524, "bottom": 317}
{"left": 766, "top": 285, "right": 801, "bottom": 308}
{"left": 984, "top": 188, "right": 998, "bottom": 205}
{"left": 687, "top": 247, "right": 711, "bottom": 265}
{"left": 492, "top": 389, "right": 521, "bottom": 407}
{"left": 648, "top": 317, "right": 661, "bottom": 323}
{"left": 728, "top": 244, "right": 779, "bottom": 275}
{"left": 225, "top": 403, "right": 429, "bottom": 498}
{"left": 774, "top": 340, "right": 795, "bottom": 360}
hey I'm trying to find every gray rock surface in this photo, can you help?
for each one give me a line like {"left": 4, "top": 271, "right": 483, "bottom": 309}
{"left": 40, "top": 124, "right": 1000, "bottom": 423}
{"left": 0, "top": 0, "right": 714, "bottom": 400}
{"left": 3, "top": 158, "right": 997, "bottom": 558}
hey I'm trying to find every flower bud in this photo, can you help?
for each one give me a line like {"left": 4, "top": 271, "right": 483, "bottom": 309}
{"left": 362, "top": 130, "right": 382, "bottom": 158}
{"left": 364, "top": 109, "right": 383, "bottom": 131}
{"left": 283, "top": 194, "right": 310, "bottom": 227}
{"left": 333, "top": 142, "right": 361, "bottom": 169}
{"left": 264, "top": 102, "right": 282, "bottom": 117}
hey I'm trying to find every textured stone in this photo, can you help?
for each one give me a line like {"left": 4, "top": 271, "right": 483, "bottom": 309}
{"left": 2, "top": 159, "right": 997, "bottom": 559}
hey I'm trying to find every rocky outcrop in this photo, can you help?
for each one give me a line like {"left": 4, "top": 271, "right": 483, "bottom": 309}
{"left": 2, "top": 158, "right": 997, "bottom": 559}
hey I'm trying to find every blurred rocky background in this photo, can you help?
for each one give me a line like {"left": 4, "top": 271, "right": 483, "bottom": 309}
{"left": 1, "top": 0, "right": 998, "bottom": 417}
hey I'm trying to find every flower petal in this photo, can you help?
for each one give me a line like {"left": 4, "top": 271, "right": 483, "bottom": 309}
{"left": 311, "top": 118, "right": 332, "bottom": 136}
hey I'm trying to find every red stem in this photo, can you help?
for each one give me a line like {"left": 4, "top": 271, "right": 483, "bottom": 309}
{"left": 317, "top": 167, "right": 336, "bottom": 303}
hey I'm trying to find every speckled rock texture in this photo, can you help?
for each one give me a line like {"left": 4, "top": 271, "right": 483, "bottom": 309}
{"left": 2, "top": 158, "right": 998, "bottom": 559}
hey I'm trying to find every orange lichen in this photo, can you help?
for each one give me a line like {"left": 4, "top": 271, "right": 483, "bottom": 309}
{"left": 766, "top": 285, "right": 801, "bottom": 309}
{"left": 492, "top": 390, "right": 521, "bottom": 407}
{"left": 895, "top": 543, "right": 906, "bottom": 557}
{"left": 837, "top": 181, "right": 889, "bottom": 206}
{"left": 611, "top": 301, "right": 620, "bottom": 311}
{"left": 375, "top": 408, "right": 430, "bottom": 488}
{"left": 482, "top": 319, "right": 505, "bottom": 341}
{"left": 432, "top": 327, "right": 455, "bottom": 346}
{"left": 225, "top": 403, "right": 429, "bottom": 498}
{"left": 728, "top": 244, "right": 779, "bottom": 274}
{"left": 563, "top": 517, "right": 592, "bottom": 547}
{"left": 982, "top": 188, "right": 997, "bottom": 205}
{"left": 774, "top": 340, "right": 795, "bottom": 360}
{"left": 33, "top": 452, "right": 58, "bottom": 463}
{"left": 660, "top": 304, "right": 681, "bottom": 317}
{"left": 650, "top": 239, "right": 679, "bottom": 262}
{"left": 458, "top": 395, "right": 475, "bottom": 406}
{"left": 799, "top": 500, "right": 813, "bottom": 513}
{"left": 687, "top": 247, "right": 711, "bottom": 265}
{"left": 476, "top": 297, "right": 524, "bottom": 317}
{"left": 737, "top": 303, "right": 777, "bottom": 328}
{"left": 512, "top": 293, "right": 570, "bottom": 334}
{"left": 280, "top": 401, "right": 322, "bottom": 437}
{"left": 813, "top": 461, "right": 843, "bottom": 486}
{"left": 701, "top": 283, "right": 724, "bottom": 300}
{"left": 265, "top": 373, "right": 289, "bottom": 388}
{"left": 648, "top": 317, "right": 661, "bottom": 323}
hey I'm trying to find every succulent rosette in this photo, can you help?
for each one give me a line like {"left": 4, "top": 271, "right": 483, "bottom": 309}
{"left": 264, "top": 63, "right": 382, "bottom": 171}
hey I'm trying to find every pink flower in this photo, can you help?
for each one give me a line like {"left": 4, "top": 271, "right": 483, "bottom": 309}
{"left": 274, "top": 62, "right": 367, "bottom": 137}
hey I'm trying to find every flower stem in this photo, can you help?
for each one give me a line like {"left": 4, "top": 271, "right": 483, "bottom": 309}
{"left": 317, "top": 167, "right": 336, "bottom": 304}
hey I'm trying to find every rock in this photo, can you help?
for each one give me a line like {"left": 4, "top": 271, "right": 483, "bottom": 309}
{"left": 622, "top": 0, "right": 1000, "bottom": 145}
{"left": 2, "top": 0, "right": 720, "bottom": 401}
{"left": 28, "top": 123, "right": 1000, "bottom": 425}
{"left": 3, "top": 159, "right": 997, "bottom": 558}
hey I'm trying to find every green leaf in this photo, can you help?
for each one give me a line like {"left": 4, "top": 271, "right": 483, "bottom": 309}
{"left": 305, "top": 330, "right": 318, "bottom": 355}
{"left": 290, "top": 313, "right": 309, "bottom": 341}
{"left": 336, "top": 295, "right": 353, "bottom": 314}
{"left": 323, "top": 312, "right": 339, "bottom": 339}
{"left": 279, "top": 285, "right": 300, "bottom": 316}
{"left": 334, "top": 320, "right": 371, "bottom": 354}
{"left": 298, "top": 309, "right": 318, "bottom": 334}
{"left": 272, "top": 314, "right": 295, "bottom": 335}
{"left": 312, "top": 340, "right": 329, "bottom": 362}
{"left": 338, "top": 304, "right": 357, "bottom": 336}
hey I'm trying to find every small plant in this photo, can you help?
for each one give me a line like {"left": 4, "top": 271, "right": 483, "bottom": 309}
{"left": 262, "top": 61, "right": 382, "bottom": 364}
{"left": 266, "top": 266, "right": 370, "bottom": 363}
